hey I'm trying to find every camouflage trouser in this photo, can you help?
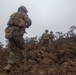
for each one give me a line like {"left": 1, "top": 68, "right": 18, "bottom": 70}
{"left": 7, "top": 29, "right": 25, "bottom": 64}
{"left": 42, "top": 39, "right": 49, "bottom": 46}
{"left": 42, "top": 39, "right": 51, "bottom": 52}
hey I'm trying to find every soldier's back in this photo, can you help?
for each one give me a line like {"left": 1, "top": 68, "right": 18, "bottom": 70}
{"left": 42, "top": 32, "right": 49, "bottom": 40}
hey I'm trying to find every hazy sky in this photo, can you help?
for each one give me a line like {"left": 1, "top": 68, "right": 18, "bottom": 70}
{"left": 0, "top": 0, "right": 76, "bottom": 44}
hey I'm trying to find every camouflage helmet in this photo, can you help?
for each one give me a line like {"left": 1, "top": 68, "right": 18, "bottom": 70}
{"left": 45, "top": 29, "right": 49, "bottom": 32}
{"left": 18, "top": 6, "right": 28, "bottom": 13}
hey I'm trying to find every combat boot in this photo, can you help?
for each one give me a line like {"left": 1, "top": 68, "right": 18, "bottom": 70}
{"left": 4, "top": 64, "right": 12, "bottom": 71}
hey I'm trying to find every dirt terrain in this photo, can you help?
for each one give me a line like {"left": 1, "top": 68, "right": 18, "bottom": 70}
{"left": 0, "top": 37, "right": 76, "bottom": 75}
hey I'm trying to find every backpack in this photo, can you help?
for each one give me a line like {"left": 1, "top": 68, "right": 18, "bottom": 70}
{"left": 42, "top": 33, "right": 50, "bottom": 40}
{"left": 5, "top": 26, "right": 14, "bottom": 39}
{"left": 7, "top": 11, "right": 25, "bottom": 27}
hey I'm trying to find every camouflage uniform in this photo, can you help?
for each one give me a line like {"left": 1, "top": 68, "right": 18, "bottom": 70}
{"left": 42, "top": 30, "right": 50, "bottom": 46}
{"left": 49, "top": 31, "right": 54, "bottom": 44}
{"left": 4, "top": 6, "right": 32, "bottom": 71}
{"left": 7, "top": 28, "right": 26, "bottom": 64}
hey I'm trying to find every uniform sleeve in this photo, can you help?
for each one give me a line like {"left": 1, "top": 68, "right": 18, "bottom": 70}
{"left": 23, "top": 14, "right": 32, "bottom": 28}
{"left": 41, "top": 33, "right": 44, "bottom": 39}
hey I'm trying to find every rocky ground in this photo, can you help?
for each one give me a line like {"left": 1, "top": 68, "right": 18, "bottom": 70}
{"left": 0, "top": 37, "right": 76, "bottom": 75}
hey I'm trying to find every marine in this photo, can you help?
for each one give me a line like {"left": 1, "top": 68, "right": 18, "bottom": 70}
{"left": 4, "top": 6, "right": 32, "bottom": 71}
{"left": 41, "top": 30, "right": 50, "bottom": 46}
{"left": 49, "top": 31, "right": 54, "bottom": 44}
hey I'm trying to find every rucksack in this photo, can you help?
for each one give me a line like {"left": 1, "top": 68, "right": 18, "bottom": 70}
{"left": 7, "top": 11, "right": 25, "bottom": 27}
{"left": 42, "top": 33, "right": 50, "bottom": 40}
{"left": 5, "top": 26, "right": 14, "bottom": 39}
